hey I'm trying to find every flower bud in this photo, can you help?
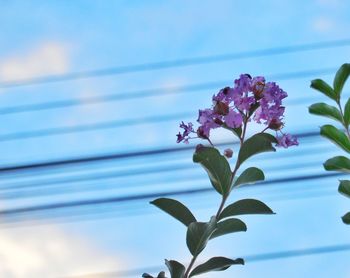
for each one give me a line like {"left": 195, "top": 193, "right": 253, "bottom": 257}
{"left": 214, "top": 101, "right": 229, "bottom": 115}
{"left": 252, "top": 81, "right": 265, "bottom": 99}
{"left": 268, "top": 119, "right": 283, "bottom": 130}
{"left": 224, "top": 148, "right": 233, "bottom": 158}
{"left": 196, "top": 127, "right": 208, "bottom": 139}
{"left": 222, "top": 86, "right": 230, "bottom": 95}
{"left": 213, "top": 118, "right": 224, "bottom": 125}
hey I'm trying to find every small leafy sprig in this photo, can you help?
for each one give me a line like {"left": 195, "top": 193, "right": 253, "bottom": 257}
{"left": 143, "top": 74, "right": 298, "bottom": 278}
{"left": 309, "top": 63, "right": 350, "bottom": 224}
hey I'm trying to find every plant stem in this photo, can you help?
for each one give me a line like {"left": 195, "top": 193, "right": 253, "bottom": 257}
{"left": 184, "top": 256, "right": 197, "bottom": 278}
{"left": 184, "top": 117, "right": 248, "bottom": 278}
{"left": 240, "top": 118, "right": 248, "bottom": 145}
{"left": 260, "top": 126, "right": 269, "bottom": 133}
{"left": 207, "top": 137, "right": 215, "bottom": 147}
{"left": 337, "top": 101, "right": 350, "bottom": 139}
{"left": 215, "top": 164, "right": 240, "bottom": 218}
{"left": 216, "top": 118, "right": 247, "bottom": 218}
{"left": 215, "top": 196, "right": 227, "bottom": 219}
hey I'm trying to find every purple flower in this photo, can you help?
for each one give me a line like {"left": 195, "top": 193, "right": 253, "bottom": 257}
{"left": 176, "top": 73, "right": 297, "bottom": 148}
{"left": 224, "top": 110, "right": 243, "bottom": 128}
{"left": 176, "top": 121, "right": 194, "bottom": 144}
{"left": 180, "top": 121, "right": 193, "bottom": 136}
{"left": 234, "top": 95, "right": 256, "bottom": 111}
{"left": 197, "top": 109, "right": 214, "bottom": 125}
{"left": 234, "top": 74, "right": 251, "bottom": 93}
{"left": 276, "top": 133, "right": 299, "bottom": 148}
{"left": 196, "top": 109, "right": 222, "bottom": 138}
{"left": 176, "top": 132, "right": 186, "bottom": 144}
{"left": 253, "top": 81, "right": 287, "bottom": 125}
{"left": 212, "top": 87, "right": 233, "bottom": 104}
{"left": 231, "top": 75, "right": 258, "bottom": 112}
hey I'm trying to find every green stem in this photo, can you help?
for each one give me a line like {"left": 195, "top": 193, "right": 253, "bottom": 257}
{"left": 184, "top": 256, "right": 197, "bottom": 278}
{"left": 240, "top": 118, "right": 248, "bottom": 145}
{"left": 260, "top": 126, "right": 269, "bottom": 133}
{"left": 337, "top": 101, "right": 350, "bottom": 139}
{"left": 215, "top": 196, "right": 227, "bottom": 219}
{"left": 184, "top": 116, "right": 248, "bottom": 278}
{"left": 207, "top": 137, "right": 215, "bottom": 147}
{"left": 215, "top": 167, "right": 240, "bottom": 221}
{"left": 216, "top": 117, "right": 248, "bottom": 219}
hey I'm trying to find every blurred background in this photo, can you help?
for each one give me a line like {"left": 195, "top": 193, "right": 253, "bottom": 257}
{"left": 0, "top": 0, "right": 350, "bottom": 277}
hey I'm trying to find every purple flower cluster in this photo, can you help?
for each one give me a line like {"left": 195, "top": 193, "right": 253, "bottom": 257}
{"left": 177, "top": 74, "right": 298, "bottom": 148}
{"left": 276, "top": 133, "right": 299, "bottom": 148}
{"left": 176, "top": 121, "right": 194, "bottom": 144}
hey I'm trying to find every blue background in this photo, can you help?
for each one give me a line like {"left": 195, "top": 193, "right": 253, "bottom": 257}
{"left": 0, "top": 1, "right": 349, "bottom": 277}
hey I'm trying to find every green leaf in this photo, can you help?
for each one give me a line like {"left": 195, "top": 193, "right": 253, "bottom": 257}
{"left": 210, "top": 218, "right": 247, "bottom": 239}
{"left": 219, "top": 199, "right": 274, "bottom": 221}
{"left": 334, "top": 63, "right": 350, "bottom": 99}
{"left": 342, "top": 212, "right": 350, "bottom": 224}
{"left": 157, "top": 272, "right": 166, "bottom": 278}
{"left": 193, "top": 146, "right": 232, "bottom": 195}
{"left": 165, "top": 260, "right": 185, "bottom": 278}
{"left": 261, "top": 132, "right": 278, "bottom": 142}
{"left": 324, "top": 156, "right": 350, "bottom": 172}
{"left": 310, "top": 79, "right": 336, "bottom": 101}
{"left": 233, "top": 167, "right": 265, "bottom": 188}
{"left": 186, "top": 217, "right": 217, "bottom": 256}
{"left": 232, "top": 127, "right": 242, "bottom": 138}
{"left": 223, "top": 123, "right": 242, "bottom": 138}
{"left": 308, "top": 103, "right": 343, "bottom": 123}
{"left": 237, "top": 133, "right": 276, "bottom": 166}
{"left": 150, "top": 198, "right": 196, "bottom": 227}
{"left": 344, "top": 98, "right": 350, "bottom": 126}
{"left": 320, "top": 125, "right": 350, "bottom": 153}
{"left": 142, "top": 274, "right": 154, "bottom": 278}
{"left": 339, "top": 180, "right": 350, "bottom": 198}
{"left": 189, "top": 256, "right": 244, "bottom": 277}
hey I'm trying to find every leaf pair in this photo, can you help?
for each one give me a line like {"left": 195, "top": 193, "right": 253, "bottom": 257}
{"left": 310, "top": 63, "right": 350, "bottom": 102}
{"left": 309, "top": 64, "right": 350, "bottom": 142}
{"left": 192, "top": 133, "right": 276, "bottom": 196}
{"left": 150, "top": 198, "right": 245, "bottom": 241}
{"left": 163, "top": 217, "right": 243, "bottom": 277}
{"left": 151, "top": 198, "right": 239, "bottom": 250}
{"left": 164, "top": 256, "right": 243, "bottom": 278}
{"left": 151, "top": 198, "right": 273, "bottom": 278}
{"left": 151, "top": 197, "right": 274, "bottom": 242}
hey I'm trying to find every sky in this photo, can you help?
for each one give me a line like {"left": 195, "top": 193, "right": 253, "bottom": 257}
{"left": 0, "top": 0, "right": 350, "bottom": 277}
